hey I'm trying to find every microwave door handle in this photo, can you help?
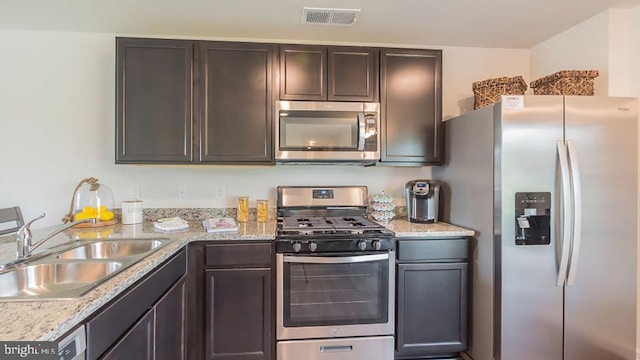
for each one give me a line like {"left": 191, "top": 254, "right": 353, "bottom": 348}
{"left": 357, "top": 113, "right": 366, "bottom": 150}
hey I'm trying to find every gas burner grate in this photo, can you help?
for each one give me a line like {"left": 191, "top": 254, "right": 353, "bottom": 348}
{"left": 279, "top": 215, "right": 390, "bottom": 236}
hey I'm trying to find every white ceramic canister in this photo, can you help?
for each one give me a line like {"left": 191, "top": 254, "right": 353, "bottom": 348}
{"left": 121, "top": 200, "right": 143, "bottom": 224}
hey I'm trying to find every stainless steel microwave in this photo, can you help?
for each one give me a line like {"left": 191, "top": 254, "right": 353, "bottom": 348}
{"left": 275, "top": 101, "right": 380, "bottom": 164}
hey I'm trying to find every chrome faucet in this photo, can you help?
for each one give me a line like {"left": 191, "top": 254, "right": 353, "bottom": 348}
{"left": 16, "top": 213, "right": 96, "bottom": 259}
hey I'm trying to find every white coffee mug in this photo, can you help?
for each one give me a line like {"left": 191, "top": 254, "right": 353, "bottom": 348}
{"left": 121, "top": 200, "right": 143, "bottom": 224}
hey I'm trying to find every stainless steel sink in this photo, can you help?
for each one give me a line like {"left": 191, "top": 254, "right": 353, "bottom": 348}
{"left": 56, "top": 239, "right": 167, "bottom": 260}
{"left": 0, "top": 238, "right": 171, "bottom": 300}
{"left": 0, "top": 261, "right": 123, "bottom": 299}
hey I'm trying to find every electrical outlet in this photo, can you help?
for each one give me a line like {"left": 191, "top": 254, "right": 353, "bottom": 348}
{"left": 216, "top": 185, "right": 226, "bottom": 199}
{"left": 129, "top": 185, "right": 141, "bottom": 199}
{"left": 178, "top": 185, "right": 188, "bottom": 199}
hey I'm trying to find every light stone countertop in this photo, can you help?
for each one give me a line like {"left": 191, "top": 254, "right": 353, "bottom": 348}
{"left": 0, "top": 217, "right": 474, "bottom": 342}
{"left": 383, "top": 220, "right": 476, "bottom": 238}
{"left": 0, "top": 219, "right": 276, "bottom": 342}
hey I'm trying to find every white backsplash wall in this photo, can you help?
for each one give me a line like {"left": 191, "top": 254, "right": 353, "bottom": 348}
{"left": 0, "top": 29, "right": 529, "bottom": 228}
{"left": 107, "top": 165, "right": 429, "bottom": 209}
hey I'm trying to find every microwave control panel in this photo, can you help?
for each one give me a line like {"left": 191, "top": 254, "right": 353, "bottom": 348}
{"left": 364, "top": 113, "right": 378, "bottom": 151}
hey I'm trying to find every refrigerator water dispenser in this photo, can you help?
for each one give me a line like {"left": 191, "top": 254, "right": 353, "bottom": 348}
{"left": 515, "top": 192, "right": 550, "bottom": 245}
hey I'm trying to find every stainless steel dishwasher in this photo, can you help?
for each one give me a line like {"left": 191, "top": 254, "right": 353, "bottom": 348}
{"left": 57, "top": 325, "right": 86, "bottom": 360}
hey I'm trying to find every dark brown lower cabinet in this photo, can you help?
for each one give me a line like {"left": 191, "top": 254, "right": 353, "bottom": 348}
{"left": 155, "top": 277, "right": 187, "bottom": 360}
{"left": 101, "top": 310, "right": 155, "bottom": 360}
{"left": 87, "top": 250, "right": 187, "bottom": 360}
{"left": 395, "top": 239, "right": 468, "bottom": 359}
{"left": 100, "top": 276, "right": 186, "bottom": 360}
{"left": 205, "top": 268, "right": 272, "bottom": 360}
{"left": 186, "top": 242, "right": 274, "bottom": 360}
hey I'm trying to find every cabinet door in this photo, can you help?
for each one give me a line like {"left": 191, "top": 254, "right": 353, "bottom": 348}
{"left": 328, "top": 47, "right": 379, "bottom": 102}
{"left": 100, "top": 309, "right": 155, "bottom": 360}
{"left": 205, "top": 268, "right": 272, "bottom": 360}
{"left": 279, "top": 45, "right": 326, "bottom": 100}
{"left": 380, "top": 49, "right": 442, "bottom": 165}
{"left": 116, "top": 38, "right": 194, "bottom": 163}
{"left": 396, "top": 262, "right": 468, "bottom": 357}
{"left": 198, "top": 42, "right": 275, "bottom": 163}
{"left": 155, "top": 277, "right": 187, "bottom": 360}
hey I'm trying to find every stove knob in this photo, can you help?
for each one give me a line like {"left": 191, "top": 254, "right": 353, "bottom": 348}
{"left": 357, "top": 240, "right": 367, "bottom": 251}
{"left": 372, "top": 240, "right": 382, "bottom": 250}
{"left": 308, "top": 242, "right": 318, "bottom": 252}
{"left": 292, "top": 242, "right": 302, "bottom": 252}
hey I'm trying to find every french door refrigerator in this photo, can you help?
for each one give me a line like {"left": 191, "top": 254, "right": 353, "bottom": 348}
{"left": 434, "top": 95, "right": 638, "bottom": 360}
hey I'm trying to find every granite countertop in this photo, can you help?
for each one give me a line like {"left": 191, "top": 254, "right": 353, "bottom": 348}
{"left": 0, "top": 219, "right": 276, "bottom": 342}
{"left": 0, "top": 217, "right": 473, "bottom": 342}
{"left": 383, "top": 220, "right": 475, "bottom": 238}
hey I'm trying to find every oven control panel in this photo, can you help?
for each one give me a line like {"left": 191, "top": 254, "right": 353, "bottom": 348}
{"left": 276, "top": 238, "right": 394, "bottom": 253}
{"left": 312, "top": 189, "right": 334, "bottom": 199}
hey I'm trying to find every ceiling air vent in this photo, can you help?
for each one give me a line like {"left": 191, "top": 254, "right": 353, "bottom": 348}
{"left": 302, "top": 7, "right": 361, "bottom": 26}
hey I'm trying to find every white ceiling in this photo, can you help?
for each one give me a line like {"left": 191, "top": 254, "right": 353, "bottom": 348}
{"left": 0, "top": 0, "right": 637, "bottom": 49}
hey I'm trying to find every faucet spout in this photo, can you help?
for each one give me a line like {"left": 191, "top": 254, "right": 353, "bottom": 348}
{"left": 16, "top": 214, "right": 96, "bottom": 260}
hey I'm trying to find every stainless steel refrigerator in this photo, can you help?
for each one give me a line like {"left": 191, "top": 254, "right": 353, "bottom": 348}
{"left": 434, "top": 95, "right": 638, "bottom": 360}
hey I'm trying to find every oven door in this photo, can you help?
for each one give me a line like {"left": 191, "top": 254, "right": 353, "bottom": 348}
{"left": 276, "top": 252, "right": 395, "bottom": 340}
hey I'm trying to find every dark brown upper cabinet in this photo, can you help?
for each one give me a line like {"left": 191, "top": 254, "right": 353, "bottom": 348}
{"left": 380, "top": 48, "right": 443, "bottom": 165}
{"left": 279, "top": 45, "right": 379, "bottom": 102}
{"left": 116, "top": 38, "right": 194, "bottom": 164}
{"left": 115, "top": 38, "right": 275, "bottom": 165}
{"left": 196, "top": 42, "right": 275, "bottom": 164}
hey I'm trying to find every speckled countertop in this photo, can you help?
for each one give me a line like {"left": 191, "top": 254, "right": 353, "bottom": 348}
{"left": 383, "top": 219, "right": 475, "bottom": 238}
{"left": 0, "top": 215, "right": 473, "bottom": 342}
{"left": 0, "top": 219, "right": 276, "bottom": 342}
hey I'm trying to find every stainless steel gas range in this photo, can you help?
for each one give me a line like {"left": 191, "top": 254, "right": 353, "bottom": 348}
{"left": 275, "top": 186, "right": 395, "bottom": 360}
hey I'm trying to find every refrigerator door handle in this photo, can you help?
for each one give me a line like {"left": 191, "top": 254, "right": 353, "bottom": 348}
{"left": 566, "top": 140, "right": 582, "bottom": 285}
{"left": 556, "top": 140, "right": 573, "bottom": 287}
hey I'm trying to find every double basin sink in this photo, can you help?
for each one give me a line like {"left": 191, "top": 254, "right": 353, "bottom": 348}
{"left": 0, "top": 239, "right": 170, "bottom": 300}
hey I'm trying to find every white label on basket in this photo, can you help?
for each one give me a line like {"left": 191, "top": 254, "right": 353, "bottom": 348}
{"left": 503, "top": 96, "right": 524, "bottom": 109}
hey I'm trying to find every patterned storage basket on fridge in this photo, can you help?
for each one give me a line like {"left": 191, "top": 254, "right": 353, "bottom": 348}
{"left": 529, "top": 70, "right": 599, "bottom": 96}
{"left": 472, "top": 76, "right": 528, "bottom": 109}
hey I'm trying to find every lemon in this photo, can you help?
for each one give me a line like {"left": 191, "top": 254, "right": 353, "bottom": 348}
{"left": 75, "top": 212, "right": 89, "bottom": 221}
{"left": 99, "top": 211, "right": 114, "bottom": 221}
{"left": 83, "top": 206, "right": 98, "bottom": 216}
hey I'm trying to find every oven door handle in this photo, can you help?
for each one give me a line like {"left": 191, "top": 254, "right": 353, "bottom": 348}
{"left": 283, "top": 253, "right": 389, "bottom": 264}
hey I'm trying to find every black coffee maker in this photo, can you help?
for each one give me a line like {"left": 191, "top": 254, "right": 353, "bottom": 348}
{"left": 405, "top": 180, "right": 441, "bottom": 223}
